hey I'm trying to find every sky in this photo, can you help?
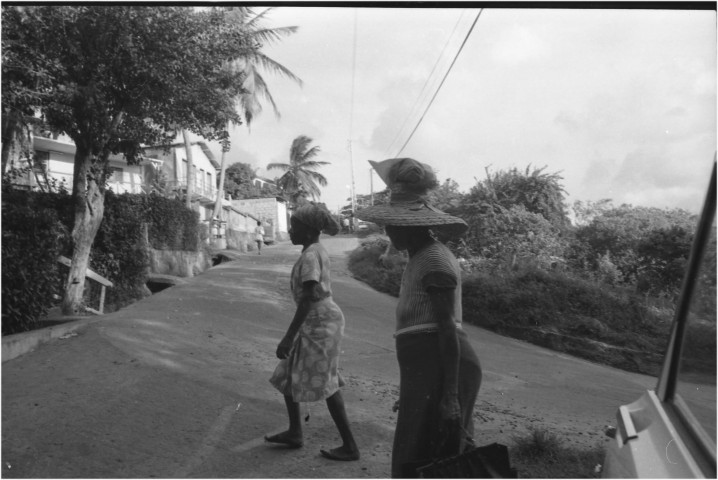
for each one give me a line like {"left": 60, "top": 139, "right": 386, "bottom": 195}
{"left": 205, "top": 5, "right": 717, "bottom": 216}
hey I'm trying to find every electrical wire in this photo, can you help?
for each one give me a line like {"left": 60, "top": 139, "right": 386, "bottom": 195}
{"left": 384, "top": 10, "right": 467, "bottom": 157}
{"left": 395, "top": 8, "right": 484, "bottom": 157}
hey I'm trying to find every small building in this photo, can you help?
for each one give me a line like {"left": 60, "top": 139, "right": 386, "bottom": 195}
{"left": 231, "top": 197, "right": 289, "bottom": 243}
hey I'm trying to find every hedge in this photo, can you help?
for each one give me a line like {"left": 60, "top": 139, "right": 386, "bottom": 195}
{"left": 2, "top": 189, "right": 202, "bottom": 334}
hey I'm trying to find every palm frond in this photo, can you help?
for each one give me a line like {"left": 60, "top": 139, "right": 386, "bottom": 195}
{"left": 297, "top": 160, "right": 330, "bottom": 170}
{"left": 267, "top": 162, "right": 290, "bottom": 172}
{"left": 299, "top": 146, "right": 321, "bottom": 162}
{"left": 242, "top": 51, "right": 302, "bottom": 85}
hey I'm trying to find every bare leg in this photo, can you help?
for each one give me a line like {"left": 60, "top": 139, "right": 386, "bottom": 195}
{"left": 265, "top": 395, "right": 303, "bottom": 448}
{"left": 320, "top": 391, "right": 360, "bottom": 461}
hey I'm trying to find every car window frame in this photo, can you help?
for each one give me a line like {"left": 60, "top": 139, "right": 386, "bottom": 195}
{"left": 655, "top": 156, "right": 717, "bottom": 476}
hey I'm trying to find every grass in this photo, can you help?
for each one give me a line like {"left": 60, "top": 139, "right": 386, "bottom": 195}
{"left": 510, "top": 427, "right": 605, "bottom": 478}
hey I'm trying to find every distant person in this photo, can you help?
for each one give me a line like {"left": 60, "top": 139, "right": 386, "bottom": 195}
{"left": 265, "top": 202, "right": 360, "bottom": 461}
{"left": 356, "top": 158, "right": 481, "bottom": 478}
{"left": 254, "top": 220, "right": 265, "bottom": 255}
{"left": 342, "top": 216, "right": 350, "bottom": 234}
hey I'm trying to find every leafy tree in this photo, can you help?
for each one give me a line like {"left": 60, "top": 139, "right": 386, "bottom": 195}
{"left": 426, "top": 178, "right": 464, "bottom": 213}
{"left": 635, "top": 225, "right": 694, "bottom": 297}
{"left": 571, "top": 199, "right": 613, "bottom": 226}
{"left": 462, "top": 165, "right": 569, "bottom": 229}
{"left": 224, "top": 162, "right": 257, "bottom": 198}
{"left": 223, "top": 161, "right": 280, "bottom": 199}
{"left": 212, "top": 7, "right": 301, "bottom": 218}
{"left": 268, "top": 135, "right": 329, "bottom": 204}
{"left": 574, "top": 203, "right": 697, "bottom": 285}
{"left": 2, "top": 6, "right": 254, "bottom": 314}
{"left": 465, "top": 204, "right": 567, "bottom": 270}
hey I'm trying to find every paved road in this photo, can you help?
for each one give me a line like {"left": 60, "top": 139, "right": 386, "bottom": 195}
{"left": 1, "top": 236, "right": 656, "bottom": 478}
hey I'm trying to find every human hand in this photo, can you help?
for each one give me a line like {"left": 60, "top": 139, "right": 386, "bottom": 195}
{"left": 276, "top": 337, "right": 293, "bottom": 359}
{"left": 435, "top": 394, "right": 462, "bottom": 456}
{"left": 439, "top": 393, "right": 461, "bottom": 421}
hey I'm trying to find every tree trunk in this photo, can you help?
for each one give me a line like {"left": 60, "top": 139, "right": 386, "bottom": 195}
{"left": 213, "top": 144, "right": 228, "bottom": 220}
{"left": 183, "top": 130, "right": 194, "bottom": 209}
{"left": 61, "top": 146, "right": 106, "bottom": 315}
{"left": 1, "top": 112, "right": 21, "bottom": 173}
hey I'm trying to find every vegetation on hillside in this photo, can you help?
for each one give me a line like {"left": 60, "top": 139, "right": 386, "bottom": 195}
{"left": 348, "top": 164, "right": 716, "bottom": 376}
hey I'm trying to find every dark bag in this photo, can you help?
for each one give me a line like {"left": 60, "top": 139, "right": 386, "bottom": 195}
{"left": 415, "top": 442, "right": 518, "bottom": 478}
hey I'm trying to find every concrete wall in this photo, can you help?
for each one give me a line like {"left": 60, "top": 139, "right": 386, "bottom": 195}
{"left": 231, "top": 198, "right": 289, "bottom": 242}
{"left": 148, "top": 248, "right": 212, "bottom": 277}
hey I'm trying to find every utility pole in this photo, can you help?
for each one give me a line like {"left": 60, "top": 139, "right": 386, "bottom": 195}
{"left": 348, "top": 140, "right": 356, "bottom": 216}
{"left": 348, "top": 8, "right": 358, "bottom": 229}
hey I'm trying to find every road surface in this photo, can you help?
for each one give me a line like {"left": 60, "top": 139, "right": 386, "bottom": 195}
{"left": 1, "top": 237, "right": 656, "bottom": 478}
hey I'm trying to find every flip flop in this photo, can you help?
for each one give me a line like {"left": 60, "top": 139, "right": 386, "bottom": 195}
{"left": 264, "top": 433, "right": 303, "bottom": 449}
{"left": 320, "top": 447, "right": 360, "bottom": 461}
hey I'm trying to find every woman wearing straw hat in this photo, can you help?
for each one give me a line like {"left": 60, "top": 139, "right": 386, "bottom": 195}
{"left": 265, "top": 202, "right": 360, "bottom": 462}
{"left": 356, "top": 158, "right": 482, "bottom": 477}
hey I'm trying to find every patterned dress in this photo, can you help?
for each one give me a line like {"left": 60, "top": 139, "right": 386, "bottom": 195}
{"left": 269, "top": 242, "right": 345, "bottom": 402}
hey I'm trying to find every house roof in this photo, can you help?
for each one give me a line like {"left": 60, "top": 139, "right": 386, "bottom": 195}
{"left": 33, "top": 137, "right": 76, "bottom": 155}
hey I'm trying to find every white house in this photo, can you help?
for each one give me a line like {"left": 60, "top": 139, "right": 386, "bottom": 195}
{"left": 143, "top": 141, "right": 221, "bottom": 224}
{"left": 6, "top": 134, "right": 155, "bottom": 194}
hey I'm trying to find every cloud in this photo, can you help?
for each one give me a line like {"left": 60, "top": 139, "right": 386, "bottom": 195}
{"left": 489, "top": 24, "right": 550, "bottom": 66}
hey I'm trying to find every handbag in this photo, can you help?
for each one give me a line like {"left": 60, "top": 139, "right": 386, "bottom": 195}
{"left": 415, "top": 442, "right": 518, "bottom": 479}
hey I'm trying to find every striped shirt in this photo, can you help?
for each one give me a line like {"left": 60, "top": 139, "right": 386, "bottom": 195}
{"left": 395, "top": 240, "right": 462, "bottom": 337}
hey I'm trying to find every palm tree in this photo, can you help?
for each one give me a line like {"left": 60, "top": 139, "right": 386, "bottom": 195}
{"left": 213, "top": 7, "right": 302, "bottom": 219}
{"left": 268, "top": 135, "right": 329, "bottom": 204}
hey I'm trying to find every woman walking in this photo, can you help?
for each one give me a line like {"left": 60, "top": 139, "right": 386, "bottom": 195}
{"left": 356, "top": 158, "right": 482, "bottom": 478}
{"left": 265, "top": 202, "right": 360, "bottom": 461}
{"left": 254, "top": 220, "right": 265, "bottom": 255}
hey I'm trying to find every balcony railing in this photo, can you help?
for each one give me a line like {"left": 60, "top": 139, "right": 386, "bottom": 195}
{"left": 165, "top": 180, "right": 218, "bottom": 201}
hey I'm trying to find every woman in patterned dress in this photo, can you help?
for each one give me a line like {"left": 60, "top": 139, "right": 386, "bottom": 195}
{"left": 265, "top": 202, "right": 360, "bottom": 462}
{"left": 356, "top": 158, "right": 482, "bottom": 478}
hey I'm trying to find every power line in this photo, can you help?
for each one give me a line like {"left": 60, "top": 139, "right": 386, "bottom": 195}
{"left": 384, "top": 10, "right": 467, "bottom": 157}
{"left": 395, "top": 8, "right": 483, "bottom": 157}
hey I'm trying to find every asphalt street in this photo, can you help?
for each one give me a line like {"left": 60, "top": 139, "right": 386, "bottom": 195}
{"left": 1, "top": 236, "right": 656, "bottom": 478}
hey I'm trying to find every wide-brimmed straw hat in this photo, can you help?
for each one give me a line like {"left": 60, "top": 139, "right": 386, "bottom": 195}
{"left": 355, "top": 158, "right": 468, "bottom": 238}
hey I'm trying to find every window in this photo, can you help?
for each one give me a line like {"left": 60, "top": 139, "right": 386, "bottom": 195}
{"left": 675, "top": 214, "right": 716, "bottom": 445}
{"left": 110, "top": 167, "right": 123, "bottom": 183}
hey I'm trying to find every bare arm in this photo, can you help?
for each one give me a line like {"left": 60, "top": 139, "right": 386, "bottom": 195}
{"left": 276, "top": 281, "right": 319, "bottom": 359}
{"left": 425, "top": 271, "right": 462, "bottom": 455}
{"left": 426, "top": 282, "right": 461, "bottom": 410}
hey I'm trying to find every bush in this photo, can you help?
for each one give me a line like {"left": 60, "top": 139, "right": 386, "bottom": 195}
{"left": 462, "top": 264, "right": 670, "bottom": 374}
{"left": 2, "top": 201, "right": 67, "bottom": 334}
{"left": 2, "top": 189, "right": 204, "bottom": 329}
{"left": 347, "top": 234, "right": 406, "bottom": 297}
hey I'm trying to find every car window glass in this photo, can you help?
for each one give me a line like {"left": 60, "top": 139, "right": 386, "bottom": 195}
{"left": 676, "top": 215, "right": 716, "bottom": 444}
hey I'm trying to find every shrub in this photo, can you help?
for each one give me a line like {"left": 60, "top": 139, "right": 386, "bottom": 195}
{"left": 347, "top": 235, "right": 406, "bottom": 297}
{"left": 91, "top": 192, "right": 151, "bottom": 312}
{"left": 2, "top": 201, "right": 66, "bottom": 334}
{"left": 2, "top": 189, "right": 204, "bottom": 328}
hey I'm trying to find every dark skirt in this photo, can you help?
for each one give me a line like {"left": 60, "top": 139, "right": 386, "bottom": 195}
{"left": 392, "top": 329, "right": 482, "bottom": 478}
